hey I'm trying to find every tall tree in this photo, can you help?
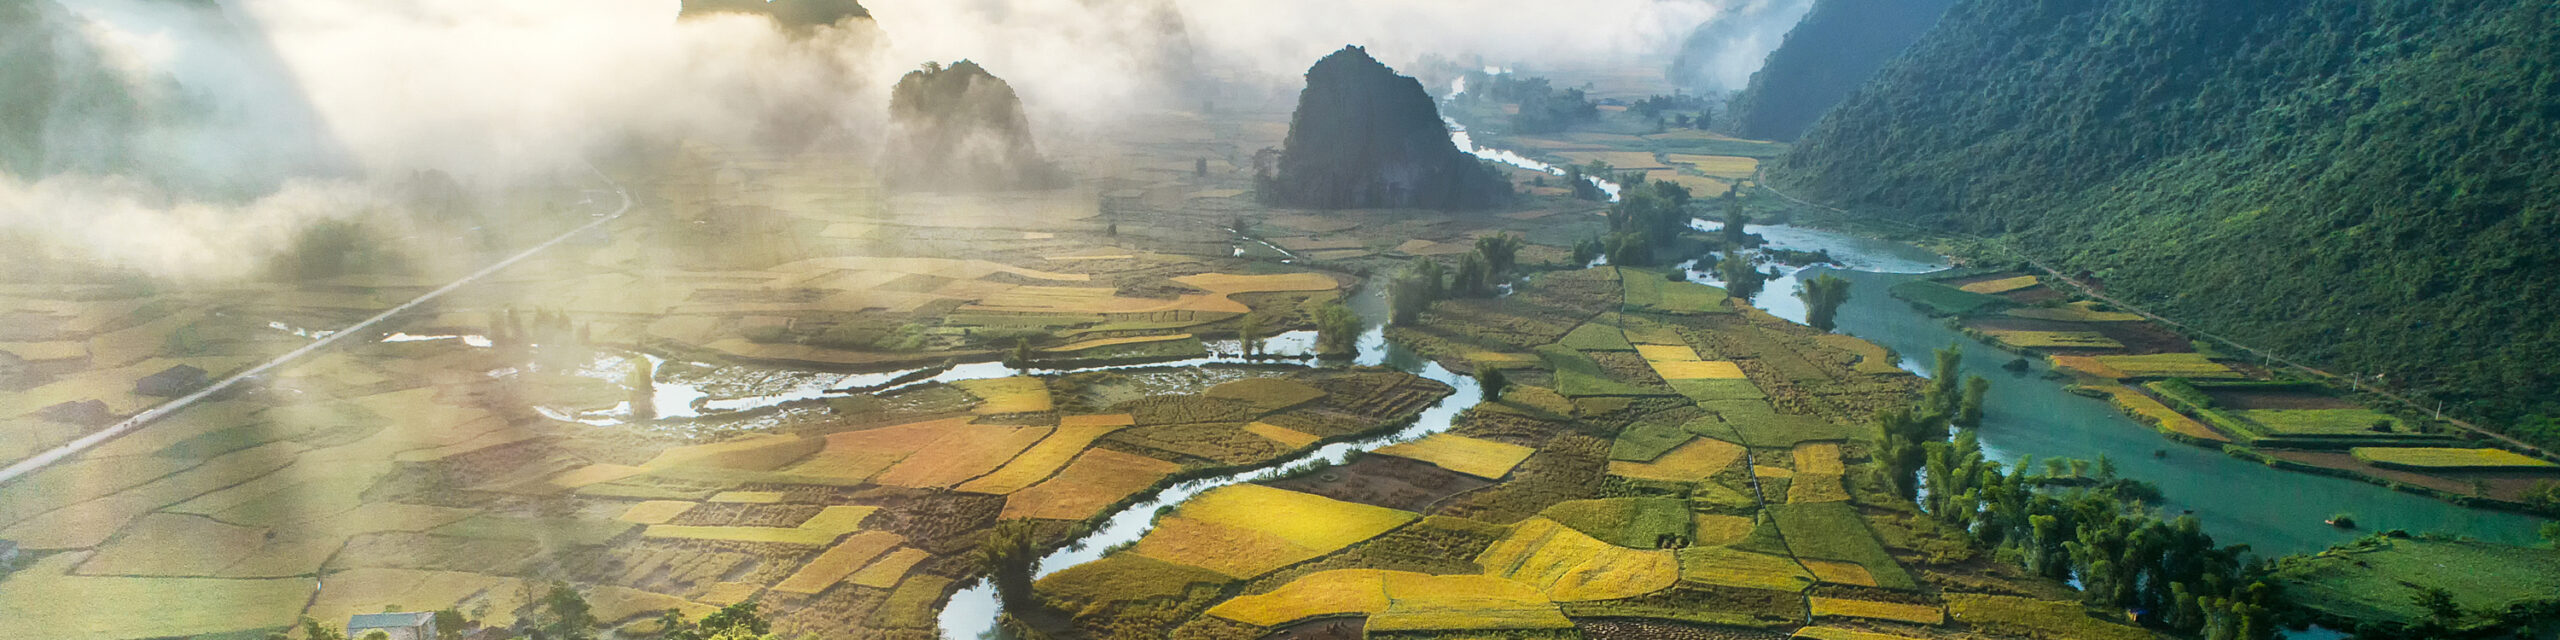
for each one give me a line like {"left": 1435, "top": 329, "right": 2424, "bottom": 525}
{"left": 1476, "top": 367, "right": 1509, "bottom": 402}
{"left": 1717, "top": 252, "right": 1764, "bottom": 302}
{"left": 1313, "top": 302, "right": 1362, "bottom": 356}
{"left": 1796, "top": 272, "right": 1853, "bottom": 331}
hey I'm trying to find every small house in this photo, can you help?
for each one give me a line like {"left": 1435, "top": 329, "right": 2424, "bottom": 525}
{"left": 346, "top": 612, "right": 437, "bottom": 640}
{"left": 135, "top": 364, "right": 208, "bottom": 397}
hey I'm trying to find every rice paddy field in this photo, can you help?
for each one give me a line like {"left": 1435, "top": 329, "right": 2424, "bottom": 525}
{"left": 1029, "top": 253, "right": 2151, "bottom": 640}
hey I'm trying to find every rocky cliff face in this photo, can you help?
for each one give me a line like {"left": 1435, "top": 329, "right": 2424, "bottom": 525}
{"left": 1719, "top": 0, "right": 1954, "bottom": 141}
{"left": 1266, "top": 46, "right": 1508, "bottom": 211}
{"left": 1774, "top": 0, "right": 2560, "bottom": 424}
{"left": 882, "top": 61, "right": 1057, "bottom": 192}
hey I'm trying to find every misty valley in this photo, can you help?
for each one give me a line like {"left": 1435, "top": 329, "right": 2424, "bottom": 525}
{"left": 2, "top": 2, "right": 2556, "bottom": 640}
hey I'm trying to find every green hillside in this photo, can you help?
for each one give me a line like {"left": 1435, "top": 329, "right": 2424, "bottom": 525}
{"left": 1720, "top": 0, "right": 1956, "bottom": 141}
{"left": 1770, "top": 1, "right": 2560, "bottom": 436}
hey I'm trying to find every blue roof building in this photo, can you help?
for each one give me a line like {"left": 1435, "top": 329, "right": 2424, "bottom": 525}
{"left": 346, "top": 611, "right": 437, "bottom": 640}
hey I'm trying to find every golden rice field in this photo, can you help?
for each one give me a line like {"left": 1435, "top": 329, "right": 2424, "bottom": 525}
{"left": 1475, "top": 518, "right": 1680, "bottom": 602}
{"left": 2048, "top": 355, "right": 2128, "bottom": 379}
{"left": 1245, "top": 421, "right": 1323, "bottom": 448}
{"left": 956, "top": 423, "right": 1133, "bottom": 494}
{"left": 2090, "top": 384, "right": 2230, "bottom": 442}
{"left": 1945, "top": 593, "right": 2156, "bottom": 640}
{"left": 1607, "top": 437, "right": 1745, "bottom": 483}
{"left": 870, "top": 424, "right": 1051, "bottom": 489}
{"left": 1205, "top": 569, "right": 1574, "bottom": 630}
{"left": 1376, "top": 434, "right": 1537, "bottom": 479}
{"left": 1794, "top": 627, "right": 1925, "bottom": 640}
{"left": 1793, "top": 443, "right": 1845, "bottom": 475}
{"left": 1134, "top": 516, "right": 1330, "bottom": 579}
{"left": 1691, "top": 514, "right": 1757, "bottom": 547}
{"left": 1635, "top": 344, "right": 1702, "bottom": 362}
{"left": 2350, "top": 447, "right": 2560, "bottom": 470}
{"left": 1177, "top": 485, "right": 1419, "bottom": 553}
{"left": 1801, "top": 560, "right": 1879, "bottom": 587}
{"left": 1983, "top": 330, "right": 2124, "bottom": 349}
{"left": 1000, "top": 448, "right": 1182, "bottom": 521}
{"left": 1789, "top": 473, "right": 1849, "bottom": 503}
{"left": 1957, "top": 275, "right": 2041, "bottom": 294}
{"left": 1809, "top": 597, "right": 1946, "bottom": 624}
{"left": 2095, "top": 353, "right": 2244, "bottom": 379}
{"left": 1675, "top": 546, "right": 1815, "bottom": 592}
{"left": 846, "top": 547, "right": 931, "bottom": 588}
{"left": 1651, "top": 360, "right": 1748, "bottom": 381}
{"left": 1663, "top": 154, "right": 1761, "bottom": 179}
{"left": 954, "top": 376, "right": 1055, "bottom": 414}
{"left": 2005, "top": 302, "right": 2145, "bottom": 322}
{"left": 773, "top": 530, "right": 909, "bottom": 594}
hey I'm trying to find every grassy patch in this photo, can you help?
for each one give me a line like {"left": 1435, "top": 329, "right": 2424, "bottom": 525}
{"left": 2004, "top": 302, "right": 2143, "bottom": 322}
{"left": 1669, "top": 379, "right": 1767, "bottom": 403}
{"left": 1956, "top": 275, "right": 2040, "bottom": 294}
{"left": 1561, "top": 321, "right": 1635, "bottom": 351}
{"left": 1538, "top": 497, "right": 1691, "bottom": 549}
{"left": 1610, "top": 419, "right": 1696, "bottom": 462}
{"left": 2236, "top": 408, "right": 2406, "bottom": 437}
{"left": 1764, "top": 503, "right": 1916, "bottom": 590}
{"left": 2092, "top": 353, "right": 2241, "bottom": 379}
{"left": 1535, "top": 345, "right": 1662, "bottom": 397}
{"left": 2273, "top": 537, "right": 2560, "bottom": 625}
{"left": 1887, "top": 280, "right": 2009, "bottom": 316}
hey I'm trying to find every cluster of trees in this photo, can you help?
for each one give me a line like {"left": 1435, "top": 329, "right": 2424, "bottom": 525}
{"left": 1628, "top": 93, "right": 1716, "bottom": 131}
{"left": 270, "top": 219, "right": 407, "bottom": 283}
{"left": 283, "top": 584, "right": 801, "bottom": 640}
{"left": 1456, "top": 73, "right": 1598, "bottom": 135}
{"left": 1873, "top": 346, "right": 2283, "bottom": 639}
{"left": 1387, "top": 234, "right": 1526, "bottom": 324}
{"left": 1560, "top": 161, "right": 1610, "bottom": 202}
{"left": 1314, "top": 302, "right": 1362, "bottom": 357}
{"left": 1774, "top": 0, "right": 2560, "bottom": 430}
{"left": 1588, "top": 172, "right": 1699, "bottom": 267}
{"left": 1796, "top": 272, "right": 1852, "bottom": 331}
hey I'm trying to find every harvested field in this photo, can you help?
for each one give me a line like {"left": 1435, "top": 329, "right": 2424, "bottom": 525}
{"left": 1206, "top": 377, "right": 1329, "bottom": 412}
{"left": 1808, "top": 597, "right": 1943, "bottom": 624}
{"left": 1652, "top": 360, "right": 1747, "bottom": 381}
{"left": 642, "top": 505, "right": 874, "bottom": 545}
{"left": 1692, "top": 515, "right": 1757, "bottom": 547}
{"left": 1812, "top": 334, "right": 1904, "bottom": 376}
{"left": 1376, "top": 434, "right": 1536, "bottom": 479}
{"left": 1944, "top": 593, "right": 2152, "bottom": 640}
{"left": 1801, "top": 560, "right": 1878, "bottom": 587}
{"left": 1002, "top": 448, "right": 1182, "bottom": 520}
{"left": 1044, "top": 334, "right": 1193, "bottom": 353}
{"left": 1609, "top": 437, "right": 1745, "bottom": 483}
{"left": 1264, "top": 454, "right": 1495, "bottom": 512}
{"left": 643, "top": 435, "right": 823, "bottom": 472}
{"left": 785, "top": 416, "right": 975, "bottom": 482}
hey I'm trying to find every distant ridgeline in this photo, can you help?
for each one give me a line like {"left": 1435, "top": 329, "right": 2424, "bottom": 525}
{"left": 1773, "top": 0, "right": 2560, "bottom": 425}
{"left": 883, "top": 61, "right": 1060, "bottom": 192}
{"left": 1263, "top": 46, "right": 1511, "bottom": 211}
{"left": 1719, "top": 0, "right": 1955, "bottom": 141}
{"left": 677, "top": 0, "right": 871, "bottom": 30}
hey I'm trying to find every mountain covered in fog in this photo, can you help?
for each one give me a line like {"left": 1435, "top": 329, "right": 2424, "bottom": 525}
{"left": 678, "top": 0, "right": 871, "bottom": 30}
{"left": 1718, "top": 0, "right": 1954, "bottom": 141}
{"left": 1262, "top": 46, "right": 1509, "bottom": 211}
{"left": 1773, "top": 0, "right": 2560, "bottom": 429}
{"left": 882, "top": 61, "right": 1058, "bottom": 192}
{"left": 0, "top": 0, "right": 347, "bottom": 197}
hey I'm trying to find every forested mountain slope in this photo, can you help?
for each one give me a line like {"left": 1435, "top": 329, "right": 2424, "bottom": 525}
{"left": 1770, "top": 1, "right": 2560, "bottom": 429}
{"left": 1720, "top": 0, "right": 1956, "bottom": 141}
